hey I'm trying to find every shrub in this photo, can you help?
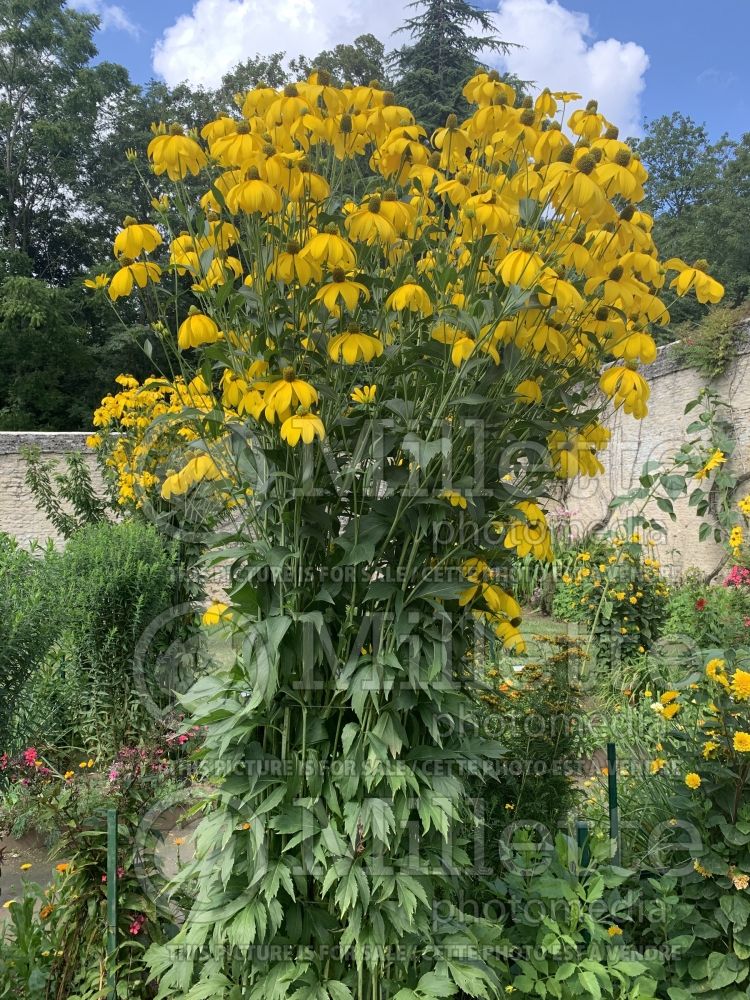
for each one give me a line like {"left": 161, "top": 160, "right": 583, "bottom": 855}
{"left": 663, "top": 576, "right": 750, "bottom": 649}
{"left": 553, "top": 535, "right": 670, "bottom": 664}
{"left": 0, "top": 535, "right": 60, "bottom": 754}
{"left": 41, "top": 520, "right": 181, "bottom": 753}
{"left": 476, "top": 635, "right": 586, "bottom": 837}
{"left": 0, "top": 732, "right": 196, "bottom": 998}
{"left": 632, "top": 648, "right": 750, "bottom": 994}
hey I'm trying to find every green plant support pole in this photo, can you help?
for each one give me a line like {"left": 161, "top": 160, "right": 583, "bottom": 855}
{"left": 607, "top": 742, "right": 621, "bottom": 865}
{"left": 107, "top": 808, "right": 118, "bottom": 999}
{"left": 576, "top": 820, "right": 590, "bottom": 867}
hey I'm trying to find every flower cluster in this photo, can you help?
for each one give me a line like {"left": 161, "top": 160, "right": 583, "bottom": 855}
{"left": 554, "top": 535, "right": 670, "bottom": 659}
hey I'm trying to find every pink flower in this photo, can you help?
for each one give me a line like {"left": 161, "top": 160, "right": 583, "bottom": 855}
{"left": 22, "top": 747, "right": 38, "bottom": 767}
{"left": 725, "top": 565, "right": 750, "bottom": 588}
{"left": 129, "top": 914, "right": 146, "bottom": 935}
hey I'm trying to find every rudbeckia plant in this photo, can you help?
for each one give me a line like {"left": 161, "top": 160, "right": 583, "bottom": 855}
{"left": 92, "top": 70, "right": 722, "bottom": 998}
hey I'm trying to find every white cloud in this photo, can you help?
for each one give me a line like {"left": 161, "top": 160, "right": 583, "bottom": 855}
{"left": 152, "top": 0, "right": 648, "bottom": 137}
{"left": 152, "top": 0, "right": 407, "bottom": 90}
{"left": 492, "top": 0, "right": 649, "bottom": 137}
{"left": 70, "top": 0, "right": 140, "bottom": 36}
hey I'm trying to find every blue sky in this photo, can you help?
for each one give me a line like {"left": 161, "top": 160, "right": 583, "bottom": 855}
{"left": 81, "top": 0, "right": 748, "bottom": 139}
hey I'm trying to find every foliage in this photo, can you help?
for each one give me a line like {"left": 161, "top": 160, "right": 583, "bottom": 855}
{"left": 22, "top": 445, "right": 110, "bottom": 539}
{"left": 78, "top": 57, "right": 723, "bottom": 996}
{"left": 475, "top": 635, "right": 586, "bottom": 834}
{"left": 0, "top": 0, "right": 129, "bottom": 280}
{"left": 0, "top": 534, "right": 59, "bottom": 754}
{"left": 391, "top": 0, "right": 510, "bottom": 132}
{"left": 40, "top": 521, "right": 181, "bottom": 754}
{"left": 631, "top": 647, "right": 750, "bottom": 995}
{"left": 0, "top": 275, "right": 158, "bottom": 430}
{"left": 663, "top": 574, "right": 750, "bottom": 649}
{"left": 0, "top": 733, "right": 196, "bottom": 998}
{"left": 671, "top": 305, "right": 750, "bottom": 379}
{"left": 481, "top": 833, "right": 659, "bottom": 998}
{"left": 636, "top": 113, "right": 750, "bottom": 327}
{"left": 552, "top": 535, "right": 670, "bottom": 664}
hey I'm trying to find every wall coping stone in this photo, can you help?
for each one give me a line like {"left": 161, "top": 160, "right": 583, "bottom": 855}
{"left": 0, "top": 432, "right": 93, "bottom": 456}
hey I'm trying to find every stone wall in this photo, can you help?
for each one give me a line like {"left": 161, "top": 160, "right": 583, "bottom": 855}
{"left": 0, "top": 433, "right": 102, "bottom": 547}
{"left": 3, "top": 336, "right": 750, "bottom": 577}
{"left": 565, "top": 333, "right": 750, "bottom": 579}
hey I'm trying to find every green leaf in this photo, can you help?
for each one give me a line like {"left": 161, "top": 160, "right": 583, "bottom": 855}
{"left": 416, "top": 971, "right": 459, "bottom": 996}
{"left": 721, "top": 894, "right": 750, "bottom": 930}
{"left": 577, "top": 971, "right": 601, "bottom": 1000}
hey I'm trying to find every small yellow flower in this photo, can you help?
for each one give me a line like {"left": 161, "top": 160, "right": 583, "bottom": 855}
{"left": 731, "top": 668, "right": 750, "bottom": 701}
{"left": 20, "top": 863, "right": 32, "bottom": 871}
{"left": 64, "top": 771, "right": 74, "bottom": 780}
{"left": 83, "top": 274, "right": 110, "bottom": 290}
{"left": 440, "top": 490, "right": 467, "bottom": 509}
{"left": 685, "top": 773, "right": 701, "bottom": 789}
{"left": 650, "top": 758, "right": 667, "bottom": 774}
{"left": 607, "top": 925, "right": 623, "bottom": 937}
{"left": 350, "top": 384, "right": 377, "bottom": 404}
{"left": 2, "top": 899, "right": 16, "bottom": 909}
{"left": 734, "top": 732, "right": 750, "bottom": 753}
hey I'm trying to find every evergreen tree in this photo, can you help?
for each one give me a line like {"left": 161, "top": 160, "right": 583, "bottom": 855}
{"left": 391, "top": 0, "right": 510, "bottom": 134}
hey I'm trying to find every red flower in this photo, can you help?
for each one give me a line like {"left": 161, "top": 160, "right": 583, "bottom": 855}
{"left": 695, "top": 598, "right": 707, "bottom": 611}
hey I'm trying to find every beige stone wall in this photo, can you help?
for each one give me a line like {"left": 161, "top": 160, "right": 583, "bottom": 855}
{"left": 564, "top": 336, "right": 750, "bottom": 579}
{"left": 3, "top": 340, "right": 750, "bottom": 577}
{"left": 0, "top": 433, "right": 103, "bottom": 547}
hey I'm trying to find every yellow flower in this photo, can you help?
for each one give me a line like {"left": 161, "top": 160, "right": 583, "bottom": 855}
{"left": 63, "top": 771, "right": 74, "bottom": 780}
{"left": 703, "top": 740, "right": 719, "bottom": 759}
{"left": 514, "top": 379, "right": 542, "bottom": 404}
{"left": 650, "top": 758, "right": 667, "bottom": 774}
{"left": 685, "top": 773, "right": 701, "bottom": 789}
{"left": 662, "top": 703, "right": 680, "bottom": 720}
{"left": 147, "top": 125, "right": 207, "bottom": 180}
{"left": 695, "top": 449, "right": 726, "bottom": 480}
{"left": 660, "top": 691, "right": 679, "bottom": 705}
{"left": 607, "top": 925, "right": 623, "bottom": 937}
{"left": 20, "top": 863, "right": 32, "bottom": 871}
{"left": 202, "top": 602, "right": 231, "bottom": 626}
{"left": 497, "top": 247, "right": 545, "bottom": 289}
{"left": 350, "top": 385, "right": 377, "bottom": 404}
{"left": 599, "top": 364, "right": 650, "bottom": 418}
{"left": 226, "top": 170, "right": 281, "bottom": 215}
{"left": 666, "top": 258, "right": 724, "bottom": 304}
{"left": 503, "top": 501, "right": 551, "bottom": 561}
{"left": 280, "top": 412, "right": 326, "bottom": 446}
{"left": 706, "top": 658, "right": 729, "bottom": 688}
{"left": 108, "top": 261, "right": 161, "bottom": 301}
{"left": 113, "top": 217, "right": 162, "bottom": 259}
{"left": 440, "top": 490, "right": 467, "bottom": 509}
{"left": 264, "top": 372, "right": 319, "bottom": 423}
{"left": 327, "top": 331, "right": 383, "bottom": 364}
{"left": 734, "top": 732, "right": 750, "bottom": 753}
{"left": 313, "top": 269, "right": 370, "bottom": 314}
{"left": 731, "top": 668, "right": 750, "bottom": 701}
{"left": 2, "top": 900, "right": 15, "bottom": 909}
{"left": 385, "top": 282, "right": 433, "bottom": 316}
{"left": 177, "top": 312, "right": 221, "bottom": 350}
{"left": 83, "top": 273, "right": 110, "bottom": 290}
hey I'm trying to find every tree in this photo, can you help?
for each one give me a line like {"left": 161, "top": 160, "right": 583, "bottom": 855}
{"left": 290, "top": 34, "right": 391, "bottom": 87}
{"left": 635, "top": 114, "right": 736, "bottom": 323}
{"left": 0, "top": 276, "right": 160, "bottom": 430}
{"left": 0, "top": 0, "right": 129, "bottom": 281}
{"left": 634, "top": 113, "right": 732, "bottom": 218}
{"left": 391, "top": 0, "right": 510, "bottom": 133}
